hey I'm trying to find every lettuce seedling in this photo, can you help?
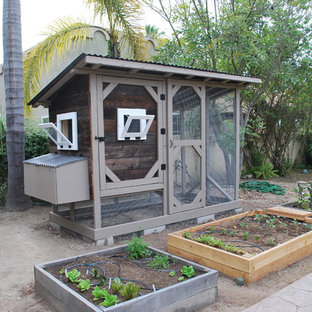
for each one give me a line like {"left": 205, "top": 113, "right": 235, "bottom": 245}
{"left": 100, "top": 294, "right": 119, "bottom": 307}
{"left": 119, "top": 282, "right": 141, "bottom": 300}
{"left": 77, "top": 279, "right": 91, "bottom": 291}
{"left": 181, "top": 265, "right": 195, "bottom": 278}
{"left": 92, "top": 286, "right": 108, "bottom": 301}
{"left": 111, "top": 278, "right": 124, "bottom": 294}
{"left": 66, "top": 269, "right": 81, "bottom": 283}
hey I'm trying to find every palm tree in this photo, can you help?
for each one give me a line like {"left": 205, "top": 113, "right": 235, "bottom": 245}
{"left": 3, "top": 0, "right": 31, "bottom": 210}
{"left": 24, "top": 0, "right": 147, "bottom": 104}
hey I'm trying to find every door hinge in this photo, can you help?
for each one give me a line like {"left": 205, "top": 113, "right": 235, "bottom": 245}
{"left": 160, "top": 94, "right": 166, "bottom": 101}
{"left": 160, "top": 128, "right": 166, "bottom": 135}
{"left": 161, "top": 164, "right": 166, "bottom": 170}
{"left": 95, "top": 136, "right": 106, "bottom": 142}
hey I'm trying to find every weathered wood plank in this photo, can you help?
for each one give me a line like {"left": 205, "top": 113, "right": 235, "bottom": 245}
{"left": 267, "top": 206, "right": 312, "bottom": 221}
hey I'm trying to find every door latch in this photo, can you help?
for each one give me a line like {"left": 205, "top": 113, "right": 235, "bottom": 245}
{"left": 95, "top": 136, "right": 106, "bottom": 142}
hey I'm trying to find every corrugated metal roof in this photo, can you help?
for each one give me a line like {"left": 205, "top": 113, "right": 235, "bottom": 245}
{"left": 27, "top": 53, "right": 262, "bottom": 107}
{"left": 24, "top": 153, "right": 87, "bottom": 168}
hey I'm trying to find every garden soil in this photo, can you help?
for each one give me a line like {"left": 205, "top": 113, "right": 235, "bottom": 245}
{"left": 1, "top": 170, "right": 312, "bottom": 312}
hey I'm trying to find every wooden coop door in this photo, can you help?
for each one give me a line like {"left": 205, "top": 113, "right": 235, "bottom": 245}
{"left": 168, "top": 81, "right": 206, "bottom": 214}
{"left": 97, "top": 76, "right": 165, "bottom": 193}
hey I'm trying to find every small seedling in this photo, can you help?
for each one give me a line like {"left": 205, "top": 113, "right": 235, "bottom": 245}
{"left": 92, "top": 269, "right": 98, "bottom": 278}
{"left": 59, "top": 268, "right": 65, "bottom": 275}
{"left": 240, "top": 222, "right": 249, "bottom": 228}
{"left": 278, "top": 221, "right": 287, "bottom": 227}
{"left": 230, "top": 230, "right": 237, "bottom": 237}
{"left": 66, "top": 269, "right": 81, "bottom": 283}
{"left": 253, "top": 235, "right": 260, "bottom": 241}
{"left": 178, "top": 276, "right": 185, "bottom": 282}
{"left": 254, "top": 214, "right": 263, "bottom": 222}
{"left": 119, "top": 282, "right": 141, "bottom": 300}
{"left": 92, "top": 286, "right": 108, "bottom": 301}
{"left": 267, "top": 239, "right": 275, "bottom": 246}
{"left": 243, "top": 232, "right": 249, "bottom": 240}
{"left": 183, "top": 232, "right": 192, "bottom": 239}
{"left": 99, "top": 275, "right": 106, "bottom": 286}
{"left": 169, "top": 270, "right": 176, "bottom": 277}
{"left": 126, "top": 234, "right": 152, "bottom": 259}
{"left": 181, "top": 265, "right": 195, "bottom": 278}
{"left": 221, "top": 229, "right": 227, "bottom": 235}
{"left": 293, "top": 221, "right": 299, "bottom": 230}
{"left": 77, "top": 279, "right": 91, "bottom": 291}
{"left": 148, "top": 254, "right": 169, "bottom": 269}
{"left": 111, "top": 277, "right": 124, "bottom": 294}
{"left": 100, "top": 294, "right": 119, "bottom": 307}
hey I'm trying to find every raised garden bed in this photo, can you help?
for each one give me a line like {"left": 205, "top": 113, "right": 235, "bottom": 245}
{"left": 168, "top": 209, "right": 312, "bottom": 283}
{"left": 35, "top": 243, "right": 218, "bottom": 312}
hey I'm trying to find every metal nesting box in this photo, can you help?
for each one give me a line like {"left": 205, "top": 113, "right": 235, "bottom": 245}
{"left": 24, "top": 154, "right": 90, "bottom": 205}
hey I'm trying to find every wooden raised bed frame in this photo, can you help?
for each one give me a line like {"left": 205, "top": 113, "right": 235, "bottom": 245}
{"left": 168, "top": 209, "right": 312, "bottom": 283}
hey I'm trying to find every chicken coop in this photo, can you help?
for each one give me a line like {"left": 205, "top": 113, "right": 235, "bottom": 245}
{"left": 25, "top": 54, "right": 261, "bottom": 243}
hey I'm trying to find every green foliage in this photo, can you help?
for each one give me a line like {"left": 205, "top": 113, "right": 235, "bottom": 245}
{"left": 181, "top": 266, "right": 195, "bottom": 278}
{"left": 99, "top": 293, "right": 119, "bottom": 307}
{"left": 119, "top": 282, "right": 141, "bottom": 300}
{"left": 0, "top": 119, "right": 49, "bottom": 183}
{"left": 254, "top": 163, "right": 278, "bottom": 180}
{"left": 148, "top": 254, "right": 170, "bottom": 269}
{"left": 92, "top": 286, "right": 108, "bottom": 301}
{"left": 243, "top": 232, "right": 249, "bottom": 240}
{"left": 178, "top": 276, "right": 185, "bottom": 282}
{"left": 66, "top": 269, "right": 81, "bottom": 283}
{"left": 126, "top": 234, "right": 152, "bottom": 260}
{"left": 169, "top": 270, "right": 176, "bottom": 277}
{"left": 183, "top": 232, "right": 192, "bottom": 239}
{"left": 77, "top": 279, "right": 91, "bottom": 291}
{"left": 111, "top": 278, "right": 123, "bottom": 294}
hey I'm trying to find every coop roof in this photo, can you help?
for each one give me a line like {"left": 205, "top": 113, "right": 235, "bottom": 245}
{"left": 28, "top": 53, "right": 262, "bottom": 107}
{"left": 24, "top": 153, "right": 87, "bottom": 168}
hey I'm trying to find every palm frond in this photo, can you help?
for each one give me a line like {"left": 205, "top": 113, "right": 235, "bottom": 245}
{"left": 23, "top": 17, "right": 96, "bottom": 104}
{"left": 85, "top": 0, "right": 146, "bottom": 60}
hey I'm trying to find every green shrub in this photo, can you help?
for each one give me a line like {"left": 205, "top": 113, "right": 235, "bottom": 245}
{"left": 0, "top": 119, "right": 49, "bottom": 182}
{"left": 254, "top": 163, "right": 278, "bottom": 179}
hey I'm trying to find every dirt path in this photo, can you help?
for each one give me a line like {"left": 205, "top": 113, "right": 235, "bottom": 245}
{"left": 1, "top": 171, "right": 312, "bottom": 312}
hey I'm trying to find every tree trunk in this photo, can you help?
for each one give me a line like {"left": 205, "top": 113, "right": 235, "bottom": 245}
{"left": 3, "top": 0, "right": 31, "bottom": 211}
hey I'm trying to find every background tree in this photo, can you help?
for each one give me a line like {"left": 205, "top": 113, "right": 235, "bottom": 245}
{"left": 150, "top": 0, "right": 312, "bottom": 173}
{"left": 24, "top": 0, "right": 147, "bottom": 104}
{"left": 2, "top": 0, "right": 31, "bottom": 210}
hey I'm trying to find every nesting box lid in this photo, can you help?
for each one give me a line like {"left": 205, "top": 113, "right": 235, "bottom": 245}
{"left": 24, "top": 153, "right": 87, "bottom": 168}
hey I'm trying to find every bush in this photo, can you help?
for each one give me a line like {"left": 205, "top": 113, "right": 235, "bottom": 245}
{"left": 0, "top": 119, "right": 49, "bottom": 182}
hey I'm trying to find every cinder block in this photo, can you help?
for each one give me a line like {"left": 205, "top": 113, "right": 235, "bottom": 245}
{"left": 95, "top": 236, "right": 114, "bottom": 246}
{"left": 144, "top": 225, "right": 166, "bottom": 235}
{"left": 196, "top": 215, "right": 215, "bottom": 224}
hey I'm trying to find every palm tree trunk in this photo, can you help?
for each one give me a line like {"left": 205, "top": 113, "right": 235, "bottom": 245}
{"left": 3, "top": 0, "right": 30, "bottom": 210}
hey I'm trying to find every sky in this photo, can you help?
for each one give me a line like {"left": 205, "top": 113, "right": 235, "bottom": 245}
{"left": 0, "top": 0, "right": 171, "bottom": 63}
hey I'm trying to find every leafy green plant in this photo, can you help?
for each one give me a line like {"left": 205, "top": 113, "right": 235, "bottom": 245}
{"left": 254, "top": 162, "right": 278, "bottom": 179}
{"left": 126, "top": 234, "right": 152, "bottom": 260}
{"left": 66, "top": 269, "right": 81, "bottom": 283}
{"left": 230, "top": 230, "right": 237, "bottom": 237}
{"left": 92, "top": 269, "right": 98, "bottom": 278}
{"left": 92, "top": 286, "right": 108, "bottom": 301}
{"left": 267, "top": 239, "right": 275, "bottom": 247}
{"left": 221, "top": 229, "right": 227, "bottom": 235}
{"left": 243, "top": 232, "right": 249, "bottom": 240}
{"left": 181, "top": 266, "right": 195, "bottom": 278}
{"left": 178, "top": 276, "right": 185, "bottom": 282}
{"left": 100, "top": 293, "right": 119, "bottom": 307}
{"left": 240, "top": 222, "right": 248, "bottom": 228}
{"left": 254, "top": 214, "right": 263, "bottom": 222}
{"left": 77, "top": 279, "right": 91, "bottom": 291}
{"left": 111, "top": 278, "right": 124, "bottom": 294}
{"left": 148, "top": 254, "right": 169, "bottom": 269}
{"left": 183, "top": 232, "right": 192, "bottom": 239}
{"left": 119, "top": 282, "right": 141, "bottom": 300}
{"left": 169, "top": 270, "right": 176, "bottom": 277}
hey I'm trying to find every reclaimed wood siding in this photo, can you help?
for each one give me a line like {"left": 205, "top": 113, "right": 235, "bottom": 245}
{"left": 49, "top": 75, "right": 91, "bottom": 158}
{"left": 103, "top": 84, "right": 158, "bottom": 181}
